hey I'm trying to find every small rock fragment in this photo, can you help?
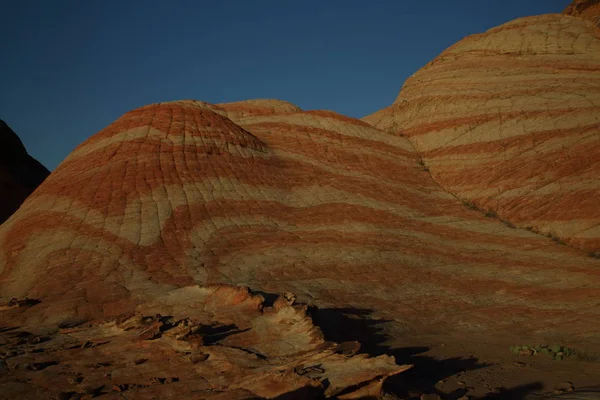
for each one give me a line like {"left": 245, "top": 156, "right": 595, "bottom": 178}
{"left": 518, "top": 348, "right": 534, "bottom": 356}
{"left": 181, "top": 333, "right": 204, "bottom": 349}
{"left": 68, "top": 375, "right": 84, "bottom": 384}
{"left": 281, "top": 292, "right": 297, "bottom": 305}
{"left": 554, "top": 382, "right": 575, "bottom": 393}
{"left": 334, "top": 341, "right": 361, "bottom": 356}
{"left": 112, "top": 384, "right": 129, "bottom": 392}
{"left": 55, "top": 392, "right": 77, "bottom": 400}
{"left": 7, "top": 298, "right": 42, "bottom": 308}
{"left": 27, "top": 361, "right": 59, "bottom": 371}
{"left": 138, "top": 321, "right": 163, "bottom": 340}
{"left": 514, "top": 361, "right": 527, "bottom": 367}
{"left": 190, "top": 353, "right": 210, "bottom": 364}
{"left": 82, "top": 385, "right": 105, "bottom": 396}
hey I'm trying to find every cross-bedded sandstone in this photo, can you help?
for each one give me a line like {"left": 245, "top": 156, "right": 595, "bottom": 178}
{"left": 2, "top": 5, "right": 600, "bottom": 398}
{"left": 564, "top": 0, "right": 600, "bottom": 26}
{"left": 364, "top": 14, "right": 600, "bottom": 252}
{"left": 1, "top": 99, "right": 599, "bottom": 341}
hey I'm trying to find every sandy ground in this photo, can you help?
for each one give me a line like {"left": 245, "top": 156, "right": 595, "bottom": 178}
{"left": 311, "top": 307, "right": 600, "bottom": 399}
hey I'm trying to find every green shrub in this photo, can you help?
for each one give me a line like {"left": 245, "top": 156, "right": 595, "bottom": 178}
{"left": 509, "top": 344, "right": 579, "bottom": 361}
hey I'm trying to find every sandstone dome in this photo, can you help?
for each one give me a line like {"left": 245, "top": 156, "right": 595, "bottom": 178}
{"left": 364, "top": 14, "right": 600, "bottom": 252}
{"left": 3, "top": 6, "right": 600, "bottom": 399}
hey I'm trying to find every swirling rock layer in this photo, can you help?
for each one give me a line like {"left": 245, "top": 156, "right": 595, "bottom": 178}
{"left": 0, "top": 120, "right": 50, "bottom": 224}
{"left": 364, "top": 14, "right": 600, "bottom": 252}
{"left": 1, "top": 99, "right": 599, "bottom": 340}
{"left": 564, "top": 0, "right": 600, "bottom": 26}
{"left": 2, "top": 93, "right": 600, "bottom": 397}
{"left": 0, "top": 286, "right": 409, "bottom": 399}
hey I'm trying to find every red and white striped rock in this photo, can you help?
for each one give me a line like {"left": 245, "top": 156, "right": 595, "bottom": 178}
{"left": 1, "top": 99, "right": 599, "bottom": 339}
{"left": 564, "top": 0, "right": 600, "bottom": 26}
{"left": 364, "top": 14, "right": 600, "bottom": 252}
{"left": 2, "top": 96, "right": 600, "bottom": 397}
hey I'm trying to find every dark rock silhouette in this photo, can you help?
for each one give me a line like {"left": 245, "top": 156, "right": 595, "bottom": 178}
{"left": 0, "top": 120, "right": 50, "bottom": 224}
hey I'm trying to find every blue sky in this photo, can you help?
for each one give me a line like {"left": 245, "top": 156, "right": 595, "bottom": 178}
{"left": 1, "top": 0, "right": 570, "bottom": 171}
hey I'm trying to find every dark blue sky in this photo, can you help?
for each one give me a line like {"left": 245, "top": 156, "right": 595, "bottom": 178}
{"left": 1, "top": 0, "right": 569, "bottom": 170}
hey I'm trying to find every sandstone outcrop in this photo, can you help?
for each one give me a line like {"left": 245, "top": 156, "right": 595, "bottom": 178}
{"left": 2, "top": 8, "right": 600, "bottom": 398}
{"left": 363, "top": 14, "right": 600, "bottom": 252}
{"left": 2, "top": 97, "right": 600, "bottom": 397}
{"left": 217, "top": 98, "right": 303, "bottom": 119}
{"left": 0, "top": 120, "right": 50, "bottom": 224}
{"left": 0, "top": 285, "right": 410, "bottom": 399}
{"left": 564, "top": 0, "right": 600, "bottom": 26}
{"left": 2, "top": 99, "right": 599, "bottom": 339}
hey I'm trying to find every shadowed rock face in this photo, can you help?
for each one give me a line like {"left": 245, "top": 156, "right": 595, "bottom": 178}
{"left": 363, "top": 14, "right": 600, "bottom": 252}
{"left": 0, "top": 286, "right": 410, "bottom": 399}
{"left": 0, "top": 120, "right": 50, "bottom": 224}
{"left": 564, "top": 0, "right": 600, "bottom": 26}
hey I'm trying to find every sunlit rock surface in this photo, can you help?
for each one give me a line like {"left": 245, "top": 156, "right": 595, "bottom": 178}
{"left": 2, "top": 8, "right": 600, "bottom": 399}
{"left": 363, "top": 14, "right": 600, "bottom": 252}
{"left": 0, "top": 286, "right": 409, "bottom": 399}
{"left": 564, "top": 0, "right": 600, "bottom": 26}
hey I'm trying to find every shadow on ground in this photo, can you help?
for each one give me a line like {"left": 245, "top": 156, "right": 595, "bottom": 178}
{"left": 310, "top": 307, "right": 544, "bottom": 400}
